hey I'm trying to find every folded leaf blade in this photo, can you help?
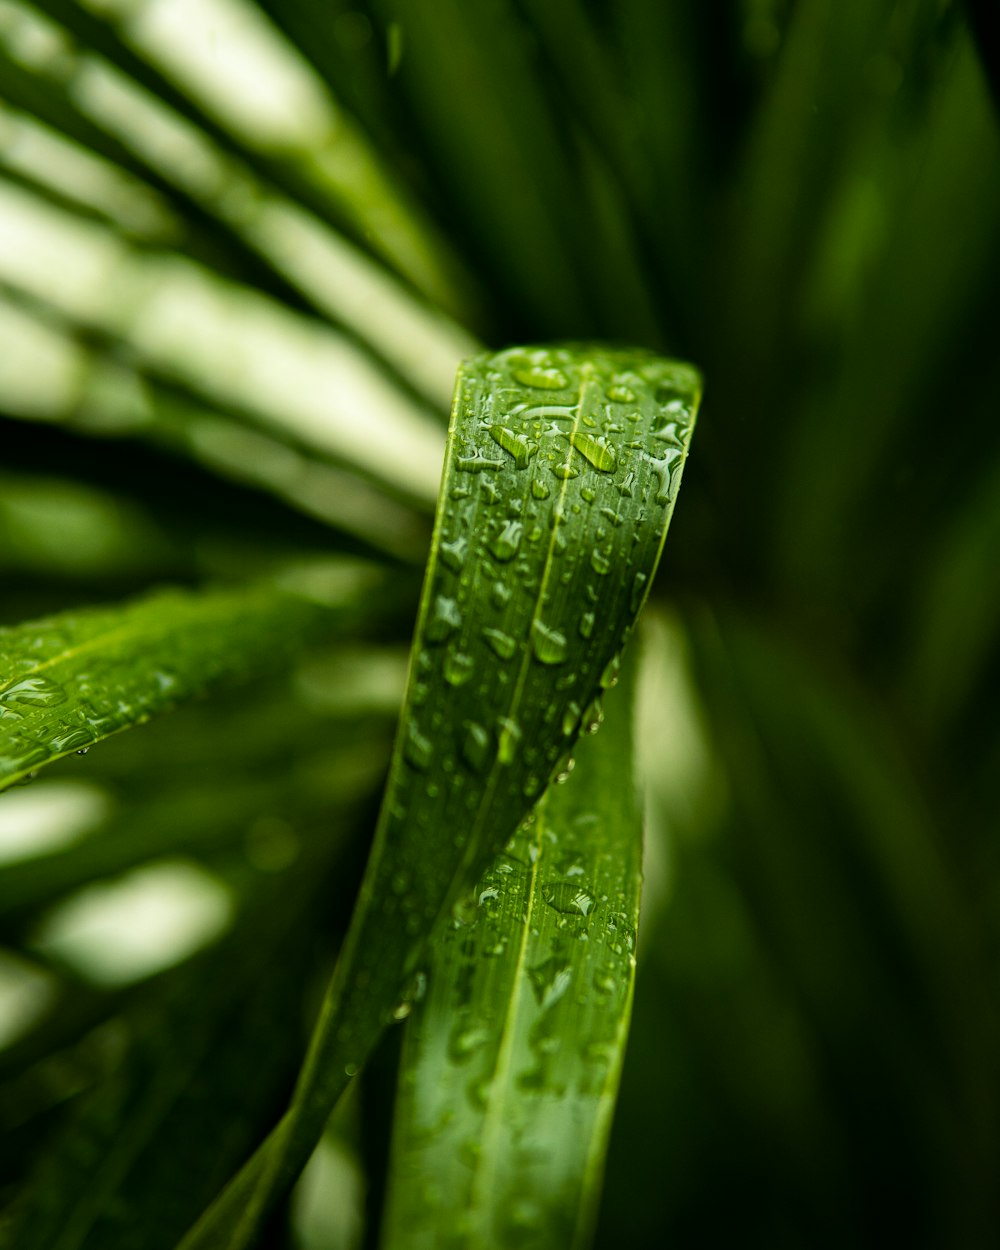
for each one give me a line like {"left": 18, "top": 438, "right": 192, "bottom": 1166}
{"left": 382, "top": 659, "right": 642, "bottom": 1250}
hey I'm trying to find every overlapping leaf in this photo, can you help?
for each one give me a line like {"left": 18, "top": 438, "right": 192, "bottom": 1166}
{"left": 382, "top": 658, "right": 642, "bottom": 1250}
{"left": 180, "top": 345, "right": 700, "bottom": 1248}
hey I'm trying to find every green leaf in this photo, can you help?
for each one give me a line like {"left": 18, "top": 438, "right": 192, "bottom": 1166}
{"left": 382, "top": 656, "right": 642, "bottom": 1250}
{"left": 180, "top": 344, "right": 699, "bottom": 1249}
{"left": 0, "top": 827, "right": 355, "bottom": 1250}
{"left": 0, "top": 577, "right": 367, "bottom": 791}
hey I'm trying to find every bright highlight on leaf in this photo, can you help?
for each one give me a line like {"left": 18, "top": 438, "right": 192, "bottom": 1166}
{"left": 181, "top": 344, "right": 699, "bottom": 1249}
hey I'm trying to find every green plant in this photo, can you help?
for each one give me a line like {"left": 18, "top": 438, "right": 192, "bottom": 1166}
{"left": 1, "top": 2, "right": 999, "bottom": 1248}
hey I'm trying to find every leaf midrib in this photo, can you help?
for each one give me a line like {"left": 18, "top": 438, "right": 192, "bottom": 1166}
{"left": 455, "top": 361, "right": 593, "bottom": 898}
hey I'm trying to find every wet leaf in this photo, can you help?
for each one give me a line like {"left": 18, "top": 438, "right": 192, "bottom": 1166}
{"left": 0, "top": 580, "right": 363, "bottom": 792}
{"left": 180, "top": 344, "right": 699, "bottom": 1248}
{"left": 382, "top": 659, "right": 642, "bottom": 1250}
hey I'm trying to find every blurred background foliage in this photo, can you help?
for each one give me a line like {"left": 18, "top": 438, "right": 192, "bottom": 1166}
{"left": 1, "top": 0, "right": 999, "bottom": 1246}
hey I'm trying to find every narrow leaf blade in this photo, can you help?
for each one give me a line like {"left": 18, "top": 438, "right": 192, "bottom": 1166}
{"left": 382, "top": 658, "right": 642, "bottom": 1249}
{"left": 0, "top": 580, "right": 359, "bottom": 791}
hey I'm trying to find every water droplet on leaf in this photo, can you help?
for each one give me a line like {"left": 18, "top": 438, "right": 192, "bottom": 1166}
{"left": 483, "top": 628, "right": 517, "bottom": 660}
{"left": 490, "top": 519, "right": 523, "bottom": 562}
{"left": 488, "top": 424, "right": 537, "bottom": 469}
{"left": 404, "top": 725, "right": 433, "bottom": 770}
{"left": 426, "top": 594, "right": 462, "bottom": 643}
{"left": 570, "top": 430, "right": 617, "bottom": 472}
{"left": 496, "top": 717, "right": 521, "bottom": 763}
{"left": 513, "top": 364, "right": 568, "bottom": 390}
{"left": 461, "top": 720, "right": 491, "bottom": 772}
{"left": 583, "top": 695, "right": 604, "bottom": 734}
{"left": 456, "top": 453, "right": 505, "bottom": 473}
{"left": 440, "top": 536, "right": 467, "bottom": 572}
{"left": 444, "top": 650, "right": 474, "bottom": 685}
{"left": 606, "top": 382, "right": 636, "bottom": 403}
{"left": 600, "top": 652, "right": 621, "bottom": 689}
{"left": 542, "top": 882, "right": 597, "bottom": 917}
{"left": 528, "top": 955, "right": 573, "bottom": 1007}
{"left": 531, "top": 620, "right": 568, "bottom": 665}
{"left": 0, "top": 676, "right": 67, "bottom": 709}
{"left": 630, "top": 572, "right": 648, "bottom": 612}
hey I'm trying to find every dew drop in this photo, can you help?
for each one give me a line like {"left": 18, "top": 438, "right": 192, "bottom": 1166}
{"left": 483, "top": 628, "right": 517, "bottom": 660}
{"left": 531, "top": 620, "right": 568, "bottom": 665}
{"left": 562, "top": 702, "right": 581, "bottom": 736}
{"left": 578, "top": 610, "right": 595, "bottom": 639}
{"left": 630, "top": 572, "right": 648, "bottom": 612}
{"left": 426, "top": 594, "right": 462, "bottom": 643}
{"left": 606, "top": 382, "right": 636, "bottom": 403}
{"left": 461, "top": 720, "right": 491, "bottom": 772}
{"left": 583, "top": 695, "right": 604, "bottom": 734}
{"left": 580, "top": 485, "right": 596, "bottom": 503}
{"left": 590, "top": 549, "right": 612, "bottom": 576}
{"left": 554, "top": 752, "right": 575, "bottom": 784}
{"left": 456, "top": 453, "right": 505, "bottom": 472}
{"left": 653, "top": 421, "right": 683, "bottom": 445}
{"left": 449, "top": 1024, "right": 490, "bottom": 1063}
{"left": 531, "top": 478, "right": 551, "bottom": 500}
{"left": 600, "top": 652, "right": 621, "bottom": 689}
{"left": 593, "top": 969, "right": 618, "bottom": 996}
{"left": 440, "top": 536, "right": 467, "bottom": 572}
{"left": 651, "top": 448, "right": 683, "bottom": 504}
{"left": 570, "top": 430, "right": 617, "bottom": 472}
{"left": 496, "top": 717, "right": 521, "bottom": 764}
{"left": 50, "top": 726, "right": 95, "bottom": 752}
{"left": 618, "top": 470, "right": 636, "bottom": 497}
{"left": 444, "top": 650, "right": 474, "bottom": 686}
{"left": 654, "top": 384, "right": 689, "bottom": 408}
{"left": 550, "top": 463, "right": 579, "bottom": 481}
{"left": 0, "top": 676, "right": 67, "bottom": 709}
{"left": 404, "top": 724, "right": 433, "bottom": 771}
{"left": 513, "top": 364, "right": 568, "bottom": 390}
{"left": 542, "top": 882, "right": 597, "bottom": 917}
{"left": 488, "top": 424, "right": 537, "bottom": 469}
{"left": 491, "top": 580, "right": 512, "bottom": 609}
{"left": 527, "top": 956, "right": 573, "bottom": 1007}
{"left": 490, "top": 519, "right": 523, "bottom": 562}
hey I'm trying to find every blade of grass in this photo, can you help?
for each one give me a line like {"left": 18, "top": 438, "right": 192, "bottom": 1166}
{"left": 382, "top": 655, "right": 642, "bottom": 1250}
{"left": 0, "top": 575, "right": 372, "bottom": 791}
{"left": 179, "top": 344, "right": 700, "bottom": 1249}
